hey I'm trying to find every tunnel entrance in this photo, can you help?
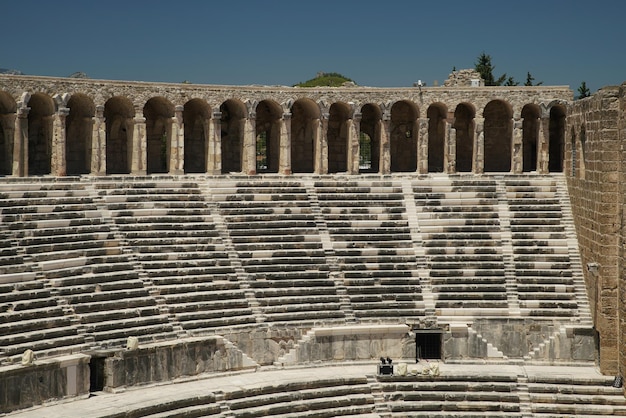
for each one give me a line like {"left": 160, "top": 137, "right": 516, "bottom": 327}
{"left": 415, "top": 329, "right": 442, "bottom": 361}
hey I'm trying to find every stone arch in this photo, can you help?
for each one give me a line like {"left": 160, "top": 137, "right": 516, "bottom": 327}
{"left": 390, "top": 100, "right": 418, "bottom": 172}
{"left": 183, "top": 99, "right": 211, "bottom": 173}
{"left": 359, "top": 103, "right": 381, "bottom": 173}
{"left": 521, "top": 103, "right": 541, "bottom": 172}
{"left": 66, "top": 94, "right": 95, "bottom": 175}
{"left": 483, "top": 99, "right": 513, "bottom": 172}
{"left": 104, "top": 96, "right": 134, "bottom": 174}
{"left": 454, "top": 103, "right": 475, "bottom": 172}
{"left": 327, "top": 101, "right": 351, "bottom": 174}
{"left": 27, "top": 93, "right": 55, "bottom": 175}
{"left": 427, "top": 103, "right": 447, "bottom": 173}
{"left": 144, "top": 97, "right": 174, "bottom": 174}
{"left": 220, "top": 99, "right": 246, "bottom": 174}
{"left": 549, "top": 105, "right": 566, "bottom": 172}
{"left": 0, "top": 92, "right": 17, "bottom": 175}
{"left": 291, "top": 98, "right": 319, "bottom": 173}
{"left": 255, "top": 100, "right": 282, "bottom": 173}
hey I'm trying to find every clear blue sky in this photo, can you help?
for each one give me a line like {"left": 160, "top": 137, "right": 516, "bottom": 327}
{"left": 1, "top": 0, "right": 624, "bottom": 94}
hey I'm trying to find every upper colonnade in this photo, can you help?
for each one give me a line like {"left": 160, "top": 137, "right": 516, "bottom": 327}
{"left": 0, "top": 75, "right": 572, "bottom": 177}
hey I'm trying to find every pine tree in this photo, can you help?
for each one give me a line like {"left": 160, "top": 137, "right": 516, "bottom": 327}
{"left": 577, "top": 81, "right": 591, "bottom": 99}
{"left": 475, "top": 52, "right": 498, "bottom": 86}
{"left": 524, "top": 72, "right": 543, "bottom": 86}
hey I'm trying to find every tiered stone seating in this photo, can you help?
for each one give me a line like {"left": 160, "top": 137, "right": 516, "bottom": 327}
{"left": 315, "top": 180, "right": 424, "bottom": 320}
{"left": 0, "top": 180, "right": 177, "bottom": 349}
{"left": 0, "top": 274, "right": 83, "bottom": 362}
{"left": 506, "top": 178, "right": 578, "bottom": 318}
{"left": 378, "top": 374, "right": 521, "bottom": 417}
{"left": 97, "top": 179, "right": 256, "bottom": 332}
{"left": 528, "top": 374, "right": 626, "bottom": 416}
{"left": 413, "top": 178, "right": 508, "bottom": 314}
{"left": 212, "top": 180, "right": 344, "bottom": 324}
{"left": 223, "top": 376, "right": 375, "bottom": 417}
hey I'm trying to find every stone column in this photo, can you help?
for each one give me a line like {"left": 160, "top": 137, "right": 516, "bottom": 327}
{"left": 512, "top": 118, "right": 523, "bottom": 174}
{"left": 380, "top": 113, "right": 391, "bottom": 174}
{"left": 312, "top": 117, "right": 323, "bottom": 174}
{"left": 417, "top": 117, "right": 429, "bottom": 174}
{"left": 90, "top": 105, "right": 106, "bottom": 176}
{"left": 538, "top": 116, "right": 549, "bottom": 174}
{"left": 446, "top": 122, "right": 456, "bottom": 174}
{"left": 131, "top": 111, "right": 147, "bottom": 175}
{"left": 317, "top": 113, "right": 329, "bottom": 174}
{"left": 12, "top": 106, "right": 29, "bottom": 177}
{"left": 242, "top": 112, "right": 256, "bottom": 175}
{"left": 51, "top": 107, "right": 69, "bottom": 176}
{"left": 279, "top": 112, "right": 292, "bottom": 175}
{"left": 474, "top": 118, "right": 484, "bottom": 174}
{"left": 347, "top": 113, "right": 361, "bottom": 174}
{"left": 169, "top": 105, "right": 184, "bottom": 175}
{"left": 206, "top": 111, "right": 221, "bottom": 174}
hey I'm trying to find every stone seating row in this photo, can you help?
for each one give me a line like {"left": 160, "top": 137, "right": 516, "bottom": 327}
{"left": 315, "top": 180, "right": 425, "bottom": 320}
{"left": 506, "top": 179, "right": 578, "bottom": 318}
{"left": 413, "top": 179, "right": 509, "bottom": 311}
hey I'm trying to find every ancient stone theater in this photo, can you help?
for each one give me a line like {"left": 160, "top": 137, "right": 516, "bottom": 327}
{"left": 1, "top": 70, "right": 625, "bottom": 417}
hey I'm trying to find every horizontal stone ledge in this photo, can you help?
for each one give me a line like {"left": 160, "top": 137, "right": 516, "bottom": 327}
{"left": 310, "top": 324, "right": 410, "bottom": 337}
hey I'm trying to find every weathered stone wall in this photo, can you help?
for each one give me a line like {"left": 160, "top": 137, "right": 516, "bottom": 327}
{"left": 0, "top": 354, "right": 90, "bottom": 414}
{"left": 566, "top": 83, "right": 625, "bottom": 374}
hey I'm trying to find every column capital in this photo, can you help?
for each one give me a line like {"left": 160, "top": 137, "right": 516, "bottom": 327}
{"left": 282, "top": 112, "right": 292, "bottom": 120}
{"left": 212, "top": 111, "right": 222, "bottom": 119}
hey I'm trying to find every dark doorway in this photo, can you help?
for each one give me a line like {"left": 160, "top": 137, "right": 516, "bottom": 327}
{"left": 415, "top": 330, "right": 442, "bottom": 361}
{"left": 89, "top": 356, "right": 106, "bottom": 392}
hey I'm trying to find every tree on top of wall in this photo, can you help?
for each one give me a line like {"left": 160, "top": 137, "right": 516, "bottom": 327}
{"left": 475, "top": 52, "right": 509, "bottom": 86}
{"left": 524, "top": 72, "right": 543, "bottom": 86}
{"left": 577, "top": 81, "right": 591, "bottom": 99}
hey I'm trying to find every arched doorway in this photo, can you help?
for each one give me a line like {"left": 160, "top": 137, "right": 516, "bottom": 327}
{"left": 359, "top": 103, "right": 381, "bottom": 173}
{"left": 144, "top": 97, "right": 174, "bottom": 174}
{"left": 183, "top": 99, "right": 211, "bottom": 173}
{"left": 327, "top": 102, "right": 351, "bottom": 174}
{"left": 521, "top": 104, "right": 541, "bottom": 172}
{"left": 220, "top": 99, "right": 246, "bottom": 174}
{"left": 105, "top": 96, "right": 134, "bottom": 175}
{"left": 483, "top": 100, "right": 512, "bottom": 172}
{"left": 291, "top": 99, "right": 319, "bottom": 173}
{"left": 66, "top": 94, "right": 95, "bottom": 175}
{"left": 27, "top": 93, "right": 55, "bottom": 175}
{"left": 427, "top": 103, "right": 447, "bottom": 173}
{"left": 0, "top": 92, "right": 16, "bottom": 175}
{"left": 255, "top": 100, "right": 282, "bottom": 173}
{"left": 454, "top": 103, "right": 475, "bottom": 172}
{"left": 390, "top": 100, "right": 418, "bottom": 172}
{"left": 549, "top": 105, "right": 566, "bottom": 172}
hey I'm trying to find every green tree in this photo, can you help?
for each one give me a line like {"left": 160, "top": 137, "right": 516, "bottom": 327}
{"left": 294, "top": 72, "right": 354, "bottom": 87}
{"left": 577, "top": 81, "right": 591, "bottom": 99}
{"left": 524, "top": 72, "right": 543, "bottom": 86}
{"left": 474, "top": 52, "right": 515, "bottom": 86}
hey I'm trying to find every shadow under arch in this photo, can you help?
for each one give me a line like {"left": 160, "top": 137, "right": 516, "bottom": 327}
{"left": 0, "top": 91, "right": 17, "bottom": 175}
{"left": 549, "top": 104, "right": 566, "bottom": 173}
{"left": 427, "top": 102, "right": 448, "bottom": 173}
{"left": 144, "top": 97, "right": 175, "bottom": 174}
{"left": 183, "top": 98, "right": 211, "bottom": 173}
{"left": 483, "top": 99, "right": 513, "bottom": 172}
{"left": 327, "top": 101, "right": 351, "bottom": 174}
{"left": 220, "top": 99, "right": 246, "bottom": 174}
{"left": 521, "top": 103, "right": 541, "bottom": 172}
{"left": 454, "top": 102, "right": 475, "bottom": 173}
{"left": 390, "top": 100, "right": 418, "bottom": 172}
{"left": 105, "top": 96, "right": 134, "bottom": 175}
{"left": 359, "top": 103, "right": 382, "bottom": 173}
{"left": 66, "top": 93, "right": 95, "bottom": 175}
{"left": 255, "top": 100, "right": 282, "bottom": 173}
{"left": 291, "top": 98, "right": 319, "bottom": 174}
{"left": 27, "top": 93, "right": 55, "bottom": 175}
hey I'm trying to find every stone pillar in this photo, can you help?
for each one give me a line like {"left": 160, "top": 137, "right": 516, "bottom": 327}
{"left": 537, "top": 116, "right": 549, "bottom": 174}
{"left": 90, "top": 105, "right": 106, "bottom": 175}
{"left": 169, "top": 105, "right": 184, "bottom": 175}
{"left": 446, "top": 122, "right": 456, "bottom": 174}
{"left": 474, "top": 118, "right": 484, "bottom": 174}
{"left": 347, "top": 113, "right": 361, "bottom": 174}
{"left": 279, "top": 112, "right": 292, "bottom": 175}
{"left": 380, "top": 114, "right": 391, "bottom": 174}
{"left": 313, "top": 117, "right": 323, "bottom": 174}
{"left": 512, "top": 118, "right": 523, "bottom": 174}
{"left": 12, "top": 106, "right": 29, "bottom": 177}
{"left": 417, "top": 117, "right": 428, "bottom": 174}
{"left": 242, "top": 112, "right": 256, "bottom": 175}
{"left": 51, "top": 107, "right": 69, "bottom": 176}
{"left": 131, "top": 111, "right": 147, "bottom": 175}
{"left": 206, "top": 111, "right": 221, "bottom": 174}
{"left": 317, "top": 113, "right": 329, "bottom": 174}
